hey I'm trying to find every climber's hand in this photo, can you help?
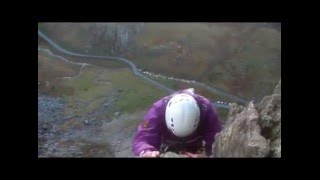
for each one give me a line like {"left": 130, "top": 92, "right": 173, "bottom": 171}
{"left": 183, "top": 151, "right": 206, "bottom": 158}
{"left": 140, "top": 151, "right": 160, "bottom": 157}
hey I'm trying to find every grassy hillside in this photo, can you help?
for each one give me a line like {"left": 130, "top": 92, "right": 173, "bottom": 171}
{"left": 38, "top": 23, "right": 281, "bottom": 102}
{"left": 38, "top": 49, "right": 167, "bottom": 119}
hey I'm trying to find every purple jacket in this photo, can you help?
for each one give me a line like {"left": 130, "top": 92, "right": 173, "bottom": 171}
{"left": 132, "top": 89, "right": 222, "bottom": 156}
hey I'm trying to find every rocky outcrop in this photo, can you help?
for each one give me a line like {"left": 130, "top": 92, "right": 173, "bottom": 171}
{"left": 88, "top": 23, "right": 144, "bottom": 55}
{"left": 213, "top": 80, "right": 281, "bottom": 157}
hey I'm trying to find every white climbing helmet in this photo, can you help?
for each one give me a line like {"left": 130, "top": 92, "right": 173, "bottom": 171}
{"left": 165, "top": 93, "right": 200, "bottom": 137}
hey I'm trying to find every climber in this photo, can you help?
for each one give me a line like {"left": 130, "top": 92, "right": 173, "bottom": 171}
{"left": 132, "top": 88, "right": 222, "bottom": 158}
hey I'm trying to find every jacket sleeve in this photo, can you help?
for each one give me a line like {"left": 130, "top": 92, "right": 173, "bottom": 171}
{"left": 202, "top": 99, "right": 222, "bottom": 156}
{"left": 132, "top": 99, "right": 165, "bottom": 156}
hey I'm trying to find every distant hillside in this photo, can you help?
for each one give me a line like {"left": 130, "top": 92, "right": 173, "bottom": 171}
{"left": 39, "top": 23, "right": 281, "bottom": 102}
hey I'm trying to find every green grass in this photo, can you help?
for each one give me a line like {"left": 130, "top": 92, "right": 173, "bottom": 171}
{"left": 63, "top": 68, "right": 111, "bottom": 100}
{"left": 86, "top": 97, "right": 107, "bottom": 114}
{"left": 39, "top": 47, "right": 169, "bottom": 117}
{"left": 111, "top": 69, "right": 167, "bottom": 113}
{"left": 38, "top": 51, "right": 80, "bottom": 81}
{"left": 59, "top": 67, "right": 167, "bottom": 114}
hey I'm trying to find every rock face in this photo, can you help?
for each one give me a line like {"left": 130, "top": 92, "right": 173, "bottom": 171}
{"left": 88, "top": 23, "right": 144, "bottom": 55}
{"left": 213, "top": 80, "right": 281, "bottom": 157}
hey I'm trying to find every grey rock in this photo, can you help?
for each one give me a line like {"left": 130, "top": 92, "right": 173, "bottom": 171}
{"left": 257, "top": 89, "right": 281, "bottom": 157}
{"left": 213, "top": 80, "right": 281, "bottom": 157}
{"left": 42, "top": 124, "right": 48, "bottom": 130}
{"left": 273, "top": 80, "right": 281, "bottom": 95}
{"left": 64, "top": 116, "right": 72, "bottom": 120}
{"left": 69, "top": 146, "right": 78, "bottom": 151}
{"left": 214, "top": 102, "right": 270, "bottom": 157}
{"left": 114, "top": 112, "right": 120, "bottom": 117}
